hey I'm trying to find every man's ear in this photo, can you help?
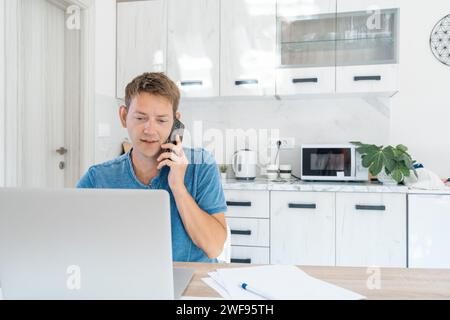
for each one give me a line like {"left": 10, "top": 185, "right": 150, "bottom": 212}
{"left": 119, "top": 105, "right": 128, "bottom": 128}
{"left": 175, "top": 112, "right": 181, "bottom": 120}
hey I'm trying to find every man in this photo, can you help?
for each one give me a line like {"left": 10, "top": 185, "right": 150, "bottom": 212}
{"left": 77, "top": 73, "right": 227, "bottom": 263}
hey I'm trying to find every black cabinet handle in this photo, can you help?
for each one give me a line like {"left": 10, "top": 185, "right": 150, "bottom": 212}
{"left": 180, "top": 80, "right": 203, "bottom": 86}
{"left": 227, "top": 201, "right": 252, "bottom": 207}
{"left": 288, "top": 203, "right": 317, "bottom": 209}
{"left": 354, "top": 75, "right": 382, "bottom": 81}
{"left": 235, "top": 79, "right": 258, "bottom": 86}
{"left": 231, "top": 258, "right": 252, "bottom": 264}
{"left": 231, "top": 230, "right": 252, "bottom": 236}
{"left": 355, "top": 205, "right": 386, "bottom": 211}
{"left": 292, "top": 77, "right": 318, "bottom": 83}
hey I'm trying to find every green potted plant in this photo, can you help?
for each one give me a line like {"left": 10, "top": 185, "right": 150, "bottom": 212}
{"left": 351, "top": 142, "right": 418, "bottom": 185}
{"left": 219, "top": 164, "right": 228, "bottom": 180}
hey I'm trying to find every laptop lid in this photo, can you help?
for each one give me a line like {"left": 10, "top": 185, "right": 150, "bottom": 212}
{"left": 0, "top": 188, "right": 174, "bottom": 300}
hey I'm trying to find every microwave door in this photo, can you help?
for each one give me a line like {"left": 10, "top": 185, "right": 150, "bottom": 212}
{"left": 303, "top": 148, "right": 352, "bottom": 178}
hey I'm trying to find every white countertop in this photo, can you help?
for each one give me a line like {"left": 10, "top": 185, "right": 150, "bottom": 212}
{"left": 222, "top": 178, "right": 450, "bottom": 194}
{"left": 222, "top": 178, "right": 409, "bottom": 193}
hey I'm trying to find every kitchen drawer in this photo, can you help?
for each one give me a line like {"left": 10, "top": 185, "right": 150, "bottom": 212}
{"left": 227, "top": 217, "right": 270, "bottom": 247}
{"left": 336, "top": 192, "right": 407, "bottom": 267}
{"left": 336, "top": 64, "right": 398, "bottom": 94}
{"left": 276, "top": 67, "right": 335, "bottom": 95}
{"left": 224, "top": 190, "right": 269, "bottom": 218}
{"left": 270, "top": 191, "right": 335, "bottom": 266}
{"left": 230, "top": 246, "right": 270, "bottom": 265}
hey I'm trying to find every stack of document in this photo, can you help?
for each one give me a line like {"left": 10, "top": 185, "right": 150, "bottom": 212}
{"left": 202, "top": 265, "right": 366, "bottom": 300}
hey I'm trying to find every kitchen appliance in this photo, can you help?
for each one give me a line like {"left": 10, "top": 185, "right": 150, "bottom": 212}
{"left": 232, "top": 149, "right": 257, "bottom": 181}
{"left": 301, "top": 144, "right": 369, "bottom": 182}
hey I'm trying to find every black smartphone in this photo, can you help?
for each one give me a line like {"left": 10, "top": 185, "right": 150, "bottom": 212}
{"left": 165, "top": 119, "right": 185, "bottom": 152}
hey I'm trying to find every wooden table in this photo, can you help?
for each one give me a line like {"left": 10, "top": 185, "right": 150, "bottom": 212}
{"left": 175, "top": 262, "right": 450, "bottom": 300}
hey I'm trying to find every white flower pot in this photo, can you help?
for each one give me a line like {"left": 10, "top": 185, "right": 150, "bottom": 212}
{"left": 221, "top": 172, "right": 227, "bottom": 180}
{"left": 377, "top": 169, "right": 399, "bottom": 185}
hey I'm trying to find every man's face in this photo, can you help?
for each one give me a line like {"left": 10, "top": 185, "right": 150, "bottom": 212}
{"left": 120, "top": 92, "right": 175, "bottom": 159}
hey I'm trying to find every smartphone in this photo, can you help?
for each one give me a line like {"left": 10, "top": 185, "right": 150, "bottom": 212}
{"left": 165, "top": 119, "right": 185, "bottom": 152}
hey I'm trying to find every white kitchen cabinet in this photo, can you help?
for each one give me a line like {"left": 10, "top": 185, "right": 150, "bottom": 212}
{"left": 220, "top": 0, "right": 277, "bottom": 97}
{"left": 337, "top": 0, "right": 399, "bottom": 13}
{"left": 271, "top": 191, "right": 335, "bottom": 266}
{"left": 409, "top": 194, "right": 450, "bottom": 268}
{"left": 335, "top": 5, "right": 399, "bottom": 94}
{"left": 224, "top": 190, "right": 270, "bottom": 219}
{"left": 336, "top": 64, "right": 398, "bottom": 94}
{"left": 276, "top": 67, "right": 335, "bottom": 95}
{"left": 336, "top": 192, "right": 407, "bottom": 267}
{"left": 230, "top": 246, "right": 270, "bottom": 265}
{"left": 227, "top": 217, "right": 270, "bottom": 247}
{"left": 277, "top": 0, "right": 336, "bottom": 17}
{"left": 167, "top": 0, "right": 220, "bottom": 98}
{"left": 116, "top": 0, "right": 167, "bottom": 99}
{"left": 276, "top": 0, "right": 336, "bottom": 95}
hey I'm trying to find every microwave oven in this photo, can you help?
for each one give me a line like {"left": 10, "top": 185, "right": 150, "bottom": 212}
{"left": 301, "top": 144, "right": 369, "bottom": 182}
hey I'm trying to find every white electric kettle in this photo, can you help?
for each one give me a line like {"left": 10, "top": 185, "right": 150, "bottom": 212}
{"left": 232, "top": 149, "right": 257, "bottom": 181}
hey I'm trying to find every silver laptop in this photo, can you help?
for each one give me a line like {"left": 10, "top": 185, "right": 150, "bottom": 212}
{"left": 0, "top": 188, "right": 193, "bottom": 300}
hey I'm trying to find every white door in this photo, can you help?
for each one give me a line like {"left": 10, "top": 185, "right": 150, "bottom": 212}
{"left": 116, "top": 0, "right": 167, "bottom": 99}
{"left": 20, "top": 0, "right": 66, "bottom": 188}
{"left": 409, "top": 194, "right": 450, "bottom": 268}
{"left": 0, "top": 0, "right": 5, "bottom": 186}
{"left": 271, "top": 191, "right": 335, "bottom": 266}
{"left": 336, "top": 192, "right": 407, "bottom": 267}
{"left": 220, "top": 0, "right": 277, "bottom": 96}
{"left": 167, "top": 0, "right": 220, "bottom": 98}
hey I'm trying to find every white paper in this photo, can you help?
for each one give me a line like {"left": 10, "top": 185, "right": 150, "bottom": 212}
{"left": 201, "top": 277, "right": 231, "bottom": 299}
{"left": 216, "top": 265, "right": 366, "bottom": 300}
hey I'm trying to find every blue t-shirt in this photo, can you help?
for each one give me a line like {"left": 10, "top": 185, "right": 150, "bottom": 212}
{"left": 76, "top": 148, "right": 228, "bottom": 263}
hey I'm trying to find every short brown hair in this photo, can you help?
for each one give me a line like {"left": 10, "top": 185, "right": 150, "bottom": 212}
{"left": 124, "top": 72, "right": 180, "bottom": 114}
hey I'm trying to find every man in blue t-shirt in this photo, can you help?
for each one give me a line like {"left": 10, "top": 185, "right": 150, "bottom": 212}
{"left": 77, "top": 73, "right": 228, "bottom": 263}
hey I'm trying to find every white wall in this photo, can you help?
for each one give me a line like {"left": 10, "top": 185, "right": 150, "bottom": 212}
{"left": 180, "top": 97, "right": 390, "bottom": 177}
{"left": 94, "top": 0, "right": 128, "bottom": 164}
{"left": 391, "top": 0, "right": 450, "bottom": 178}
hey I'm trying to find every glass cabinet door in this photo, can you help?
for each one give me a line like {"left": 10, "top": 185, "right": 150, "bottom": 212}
{"left": 277, "top": 0, "right": 337, "bottom": 68}
{"left": 278, "top": 14, "right": 336, "bottom": 68}
{"left": 336, "top": 8, "right": 399, "bottom": 66}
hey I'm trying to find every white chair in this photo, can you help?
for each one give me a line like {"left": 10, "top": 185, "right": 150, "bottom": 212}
{"left": 217, "top": 224, "right": 231, "bottom": 263}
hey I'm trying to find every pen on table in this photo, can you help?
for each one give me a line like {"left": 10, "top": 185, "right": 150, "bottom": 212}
{"left": 240, "top": 282, "right": 274, "bottom": 300}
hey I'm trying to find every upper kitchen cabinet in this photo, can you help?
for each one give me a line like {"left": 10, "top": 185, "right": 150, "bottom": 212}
{"left": 116, "top": 0, "right": 167, "bottom": 99}
{"left": 220, "top": 0, "right": 277, "bottom": 97}
{"left": 338, "top": 0, "right": 399, "bottom": 12}
{"left": 336, "top": 1, "right": 399, "bottom": 94}
{"left": 276, "top": 0, "right": 337, "bottom": 95}
{"left": 167, "top": 0, "right": 220, "bottom": 98}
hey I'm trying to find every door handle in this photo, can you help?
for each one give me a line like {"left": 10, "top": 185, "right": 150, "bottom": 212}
{"left": 292, "top": 77, "right": 318, "bottom": 83}
{"left": 354, "top": 75, "right": 381, "bottom": 81}
{"left": 56, "top": 147, "right": 68, "bottom": 155}
{"left": 226, "top": 201, "right": 252, "bottom": 207}
{"left": 230, "top": 230, "right": 252, "bottom": 236}
{"left": 288, "top": 203, "right": 317, "bottom": 209}
{"left": 355, "top": 204, "right": 386, "bottom": 211}
{"left": 231, "top": 258, "right": 252, "bottom": 264}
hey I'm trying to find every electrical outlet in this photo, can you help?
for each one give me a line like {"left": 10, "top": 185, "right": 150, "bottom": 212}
{"left": 270, "top": 138, "right": 296, "bottom": 150}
